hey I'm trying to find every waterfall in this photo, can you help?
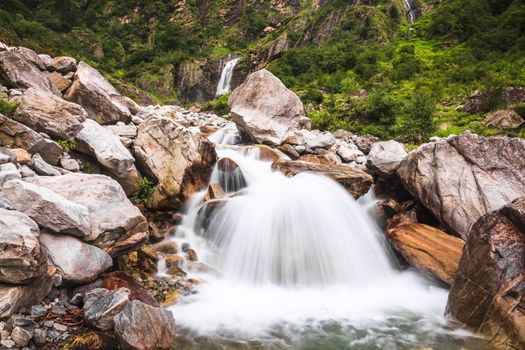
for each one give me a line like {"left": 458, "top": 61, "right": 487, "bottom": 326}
{"left": 216, "top": 58, "right": 240, "bottom": 96}
{"left": 165, "top": 127, "right": 479, "bottom": 348}
{"left": 405, "top": 0, "right": 416, "bottom": 24}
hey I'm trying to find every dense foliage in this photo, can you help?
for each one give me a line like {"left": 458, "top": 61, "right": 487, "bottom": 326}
{"left": 1, "top": 0, "right": 524, "bottom": 142}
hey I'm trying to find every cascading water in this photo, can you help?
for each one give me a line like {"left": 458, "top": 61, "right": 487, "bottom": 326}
{"left": 216, "top": 58, "right": 240, "bottom": 96}
{"left": 404, "top": 0, "right": 416, "bottom": 24}
{"left": 167, "top": 126, "right": 491, "bottom": 349}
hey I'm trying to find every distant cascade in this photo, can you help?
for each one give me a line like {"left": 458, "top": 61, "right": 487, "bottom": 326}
{"left": 216, "top": 58, "right": 240, "bottom": 96}
{"left": 404, "top": 0, "right": 416, "bottom": 24}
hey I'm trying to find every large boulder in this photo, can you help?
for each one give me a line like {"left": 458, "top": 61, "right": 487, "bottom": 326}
{"left": 75, "top": 119, "right": 140, "bottom": 195}
{"left": 272, "top": 160, "right": 373, "bottom": 198}
{"left": 229, "top": 69, "right": 311, "bottom": 145}
{"left": 113, "top": 300, "right": 176, "bottom": 350}
{"left": 2, "top": 179, "right": 91, "bottom": 237}
{"left": 84, "top": 288, "right": 130, "bottom": 330}
{"left": 63, "top": 62, "right": 131, "bottom": 124}
{"left": 40, "top": 233, "right": 112, "bottom": 284}
{"left": 0, "top": 272, "right": 53, "bottom": 318}
{"left": 27, "top": 173, "right": 148, "bottom": 253}
{"left": 133, "top": 116, "right": 217, "bottom": 209}
{"left": 387, "top": 224, "right": 464, "bottom": 285}
{"left": 13, "top": 88, "right": 87, "bottom": 140}
{"left": 446, "top": 197, "right": 525, "bottom": 349}
{"left": 0, "top": 51, "right": 60, "bottom": 96}
{"left": 397, "top": 133, "right": 525, "bottom": 239}
{"left": 367, "top": 140, "right": 407, "bottom": 177}
{"left": 0, "top": 114, "right": 63, "bottom": 165}
{"left": 484, "top": 109, "right": 524, "bottom": 130}
{"left": 0, "top": 209, "right": 47, "bottom": 284}
{"left": 48, "top": 56, "right": 77, "bottom": 74}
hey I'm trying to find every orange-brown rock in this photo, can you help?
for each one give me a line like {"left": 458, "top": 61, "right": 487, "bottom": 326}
{"left": 102, "top": 271, "right": 158, "bottom": 307}
{"left": 388, "top": 224, "right": 464, "bottom": 285}
{"left": 299, "top": 153, "right": 341, "bottom": 165}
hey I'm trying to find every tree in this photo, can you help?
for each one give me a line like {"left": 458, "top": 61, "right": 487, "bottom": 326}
{"left": 398, "top": 91, "right": 437, "bottom": 143}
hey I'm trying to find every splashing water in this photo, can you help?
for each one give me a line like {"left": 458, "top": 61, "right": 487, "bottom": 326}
{"left": 216, "top": 58, "right": 240, "bottom": 96}
{"left": 166, "top": 128, "right": 491, "bottom": 349}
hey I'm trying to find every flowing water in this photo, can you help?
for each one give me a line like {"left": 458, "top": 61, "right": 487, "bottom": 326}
{"left": 404, "top": 0, "right": 416, "bottom": 24}
{"left": 216, "top": 58, "right": 240, "bottom": 96}
{"left": 166, "top": 126, "right": 493, "bottom": 350}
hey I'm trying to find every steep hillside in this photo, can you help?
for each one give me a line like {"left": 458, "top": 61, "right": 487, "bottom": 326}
{"left": 1, "top": 0, "right": 524, "bottom": 142}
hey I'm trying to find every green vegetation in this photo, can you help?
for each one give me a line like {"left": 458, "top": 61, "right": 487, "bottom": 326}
{"left": 1, "top": 0, "right": 524, "bottom": 142}
{"left": 57, "top": 139, "right": 76, "bottom": 153}
{"left": 0, "top": 97, "right": 19, "bottom": 117}
{"left": 131, "top": 177, "right": 156, "bottom": 204}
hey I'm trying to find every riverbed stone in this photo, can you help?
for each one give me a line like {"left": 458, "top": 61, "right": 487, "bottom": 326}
{"left": 84, "top": 288, "right": 130, "bottom": 330}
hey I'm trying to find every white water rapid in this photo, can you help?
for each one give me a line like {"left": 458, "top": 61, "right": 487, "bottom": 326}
{"left": 216, "top": 58, "right": 240, "bottom": 96}
{"left": 166, "top": 126, "right": 487, "bottom": 349}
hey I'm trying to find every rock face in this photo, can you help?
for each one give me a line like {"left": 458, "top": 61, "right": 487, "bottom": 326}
{"left": 63, "top": 62, "right": 131, "bottom": 124}
{"left": 272, "top": 160, "right": 373, "bottom": 198}
{"left": 28, "top": 173, "right": 148, "bottom": 252}
{"left": 388, "top": 224, "right": 464, "bottom": 285}
{"left": 397, "top": 133, "right": 525, "bottom": 239}
{"left": 13, "top": 88, "right": 87, "bottom": 140}
{"left": 0, "top": 51, "right": 60, "bottom": 95}
{"left": 446, "top": 197, "right": 525, "bottom": 349}
{"left": 229, "top": 69, "right": 311, "bottom": 145}
{"left": 134, "top": 116, "right": 217, "bottom": 209}
{"left": 40, "top": 233, "right": 112, "bottom": 284}
{"left": 0, "top": 272, "right": 53, "bottom": 318}
{"left": 75, "top": 119, "right": 140, "bottom": 195}
{"left": 0, "top": 209, "right": 47, "bottom": 284}
{"left": 484, "top": 109, "right": 524, "bottom": 130}
{"left": 113, "top": 300, "right": 176, "bottom": 350}
{"left": 0, "top": 114, "right": 63, "bottom": 165}
{"left": 2, "top": 179, "right": 91, "bottom": 237}
{"left": 367, "top": 140, "right": 407, "bottom": 177}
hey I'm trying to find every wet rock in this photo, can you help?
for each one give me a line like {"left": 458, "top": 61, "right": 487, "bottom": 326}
{"left": 32, "top": 328, "right": 46, "bottom": 346}
{"left": 204, "top": 183, "right": 225, "bottom": 201}
{"left": 386, "top": 207, "right": 419, "bottom": 231}
{"left": 75, "top": 119, "right": 140, "bottom": 195}
{"left": 84, "top": 287, "right": 130, "bottom": 331}
{"left": 49, "top": 56, "right": 77, "bottom": 74}
{"left": 102, "top": 271, "right": 159, "bottom": 307}
{"left": 133, "top": 115, "right": 217, "bottom": 209}
{"left": 484, "top": 109, "right": 524, "bottom": 129}
{"left": 40, "top": 233, "right": 112, "bottom": 284}
{"left": 217, "top": 157, "right": 247, "bottom": 193}
{"left": 229, "top": 69, "right": 311, "bottom": 145}
{"left": 278, "top": 144, "right": 300, "bottom": 159}
{"left": 388, "top": 224, "right": 464, "bottom": 285}
{"left": 0, "top": 114, "right": 63, "bottom": 165}
{"left": 64, "top": 62, "right": 131, "bottom": 124}
{"left": 272, "top": 160, "right": 373, "bottom": 198}
{"left": 28, "top": 173, "right": 148, "bottom": 252}
{"left": 3, "top": 179, "right": 91, "bottom": 237}
{"left": 0, "top": 51, "right": 60, "bottom": 95}
{"left": 113, "top": 300, "right": 176, "bottom": 350}
{"left": 367, "top": 140, "right": 407, "bottom": 177}
{"left": 0, "top": 163, "right": 20, "bottom": 187}
{"left": 30, "top": 305, "right": 48, "bottom": 318}
{"left": 397, "top": 132, "right": 525, "bottom": 239}
{"left": 13, "top": 88, "right": 86, "bottom": 140}
{"left": 0, "top": 209, "right": 47, "bottom": 284}
{"left": 447, "top": 197, "right": 525, "bottom": 349}
{"left": 32, "top": 153, "right": 61, "bottom": 176}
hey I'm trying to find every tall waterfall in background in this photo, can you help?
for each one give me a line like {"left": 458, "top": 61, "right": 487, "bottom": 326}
{"left": 405, "top": 0, "right": 416, "bottom": 24}
{"left": 216, "top": 58, "right": 240, "bottom": 96}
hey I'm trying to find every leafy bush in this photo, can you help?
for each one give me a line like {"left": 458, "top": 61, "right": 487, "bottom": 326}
{"left": 397, "top": 91, "right": 437, "bottom": 143}
{"left": 57, "top": 139, "right": 76, "bottom": 153}
{"left": 0, "top": 98, "right": 18, "bottom": 117}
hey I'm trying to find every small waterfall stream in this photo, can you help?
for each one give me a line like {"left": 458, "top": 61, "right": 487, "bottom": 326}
{"left": 216, "top": 58, "right": 240, "bottom": 96}
{"left": 166, "top": 127, "right": 489, "bottom": 349}
{"left": 404, "top": 0, "right": 416, "bottom": 24}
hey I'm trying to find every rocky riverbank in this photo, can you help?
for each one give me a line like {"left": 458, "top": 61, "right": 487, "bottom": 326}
{"left": 0, "top": 41, "right": 524, "bottom": 349}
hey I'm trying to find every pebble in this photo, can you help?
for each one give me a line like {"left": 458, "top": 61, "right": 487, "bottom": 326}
{"left": 53, "top": 323, "right": 68, "bottom": 332}
{"left": 43, "top": 320, "right": 54, "bottom": 328}
{"left": 69, "top": 293, "right": 83, "bottom": 306}
{"left": 0, "top": 330, "right": 9, "bottom": 340}
{"left": 32, "top": 328, "right": 46, "bottom": 346}
{"left": 50, "top": 304, "right": 67, "bottom": 315}
{"left": 0, "top": 339, "right": 15, "bottom": 348}
{"left": 11, "top": 326, "right": 32, "bottom": 347}
{"left": 52, "top": 274, "right": 63, "bottom": 287}
{"left": 47, "top": 330, "right": 60, "bottom": 341}
{"left": 30, "top": 305, "right": 48, "bottom": 318}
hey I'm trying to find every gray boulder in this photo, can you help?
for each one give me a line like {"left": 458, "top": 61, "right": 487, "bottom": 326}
{"left": 28, "top": 173, "right": 148, "bottom": 253}
{"left": 0, "top": 51, "right": 59, "bottom": 95}
{"left": 484, "top": 109, "right": 524, "bottom": 130}
{"left": 48, "top": 56, "right": 77, "bottom": 74}
{"left": 229, "top": 69, "right": 311, "bottom": 145}
{"left": 367, "top": 140, "right": 407, "bottom": 177}
{"left": 113, "top": 300, "right": 176, "bottom": 350}
{"left": 40, "top": 233, "right": 112, "bottom": 284}
{"left": 397, "top": 132, "right": 525, "bottom": 239}
{"left": 0, "top": 209, "right": 47, "bottom": 284}
{"left": 0, "top": 163, "right": 20, "bottom": 187}
{"left": 63, "top": 62, "right": 131, "bottom": 124}
{"left": 13, "top": 88, "right": 87, "bottom": 140}
{"left": 75, "top": 119, "right": 140, "bottom": 195}
{"left": 32, "top": 153, "right": 61, "bottom": 176}
{"left": 0, "top": 114, "right": 63, "bottom": 165}
{"left": 84, "top": 288, "right": 130, "bottom": 330}
{"left": 2, "top": 179, "right": 91, "bottom": 237}
{"left": 0, "top": 272, "right": 53, "bottom": 318}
